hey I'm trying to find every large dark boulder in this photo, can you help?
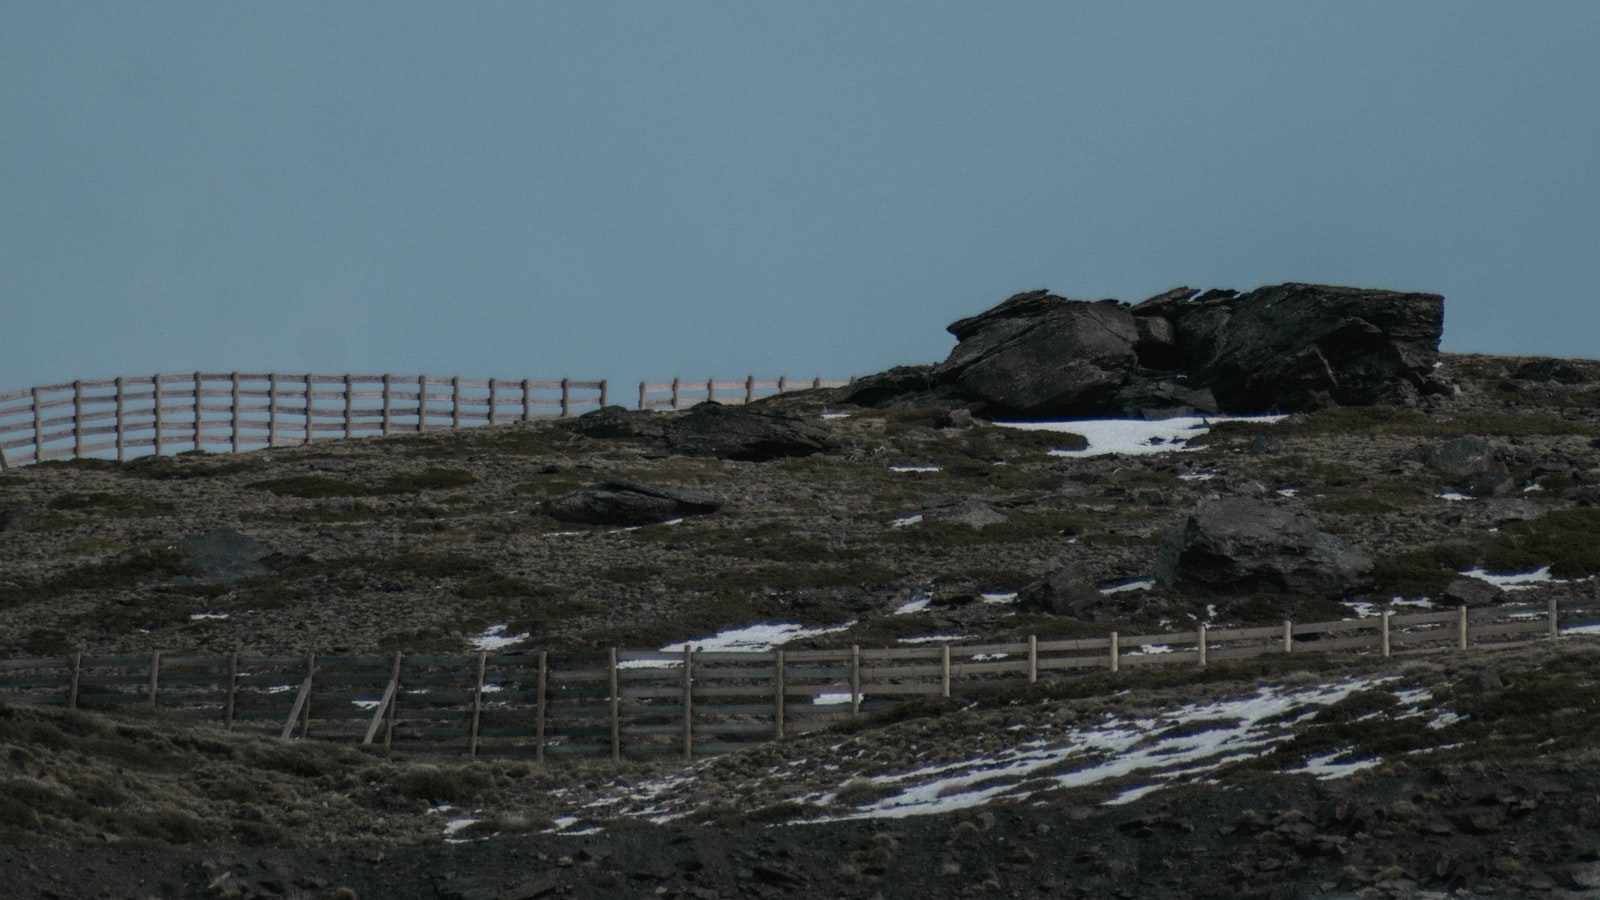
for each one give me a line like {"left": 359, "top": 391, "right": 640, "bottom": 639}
{"left": 178, "top": 529, "right": 273, "bottom": 582}
{"left": 546, "top": 482, "right": 720, "bottom": 526}
{"left": 660, "top": 402, "right": 831, "bottom": 461}
{"left": 1017, "top": 569, "right": 1106, "bottom": 616}
{"left": 932, "top": 292, "right": 1142, "bottom": 418}
{"left": 1421, "top": 436, "right": 1502, "bottom": 480}
{"left": 563, "top": 406, "right": 666, "bottom": 441}
{"left": 1156, "top": 499, "right": 1373, "bottom": 597}
{"left": 1157, "top": 283, "right": 1444, "bottom": 412}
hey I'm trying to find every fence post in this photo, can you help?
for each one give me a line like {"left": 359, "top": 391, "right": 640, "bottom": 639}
{"left": 1379, "top": 611, "right": 1392, "bottom": 657}
{"left": 1549, "top": 597, "right": 1559, "bottom": 640}
{"left": 68, "top": 653, "right": 81, "bottom": 709}
{"left": 301, "top": 652, "right": 316, "bottom": 737}
{"left": 385, "top": 652, "right": 403, "bottom": 749}
{"left": 1282, "top": 620, "right": 1293, "bottom": 653}
{"left": 535, "top": 650, "right": 548, "bottom": 763}
{"left": 381, "top": 375, "right": 393, "bottom": 435}
{"left": 72, "top": 380, "right": 84, "bottom": 458}
{"left": 1197, "top": 624, "right": 1207, "bottom": 667}
{"left": 521, "top": 379, "right": 532, "bottom": 422}
{"left": 29, "top": 386, "right": 42, "bottom": 464}
{"left": 670, "top": 377, "right": 681, "bottom": 411}
{"left": 148, "top": 651, "right": 161, "bottom": 707}
{"left": 302, "top": 374, "right": 314, "bottom": 445}
{"left": 682, "top": 647, "right": 694, "bottom": 760}
{"left": 416, "top": 375, "right": 427, "bottom": 432}
{"left": 597, "top": 379, "right": 608, "bottom": 409}
{"left": 745, "top": 375, "right": 755, "bottom": 405}
{"left": 343, "top": 374, "right": 354, "bottom": 440}
{"left": 560, "top": 378, "right": 571, "bottom": 418}
{"left": 486, "top": 378, "right": 498, "bottom": 427}
{"left": 940, "top": 644, "right": 951, "bottom": 698}
{"left": 451, "top": 376, "right": 462, "bottom": 429}
{"left": 469, "top": 650, "right": 487, "bottom": 758}
{"left": 1028, "top": 635, "right": 1038, "bottom": 683}
{"left": 1109, "top": 632, "right": 1119, "bottom": 673}
{"left": 225, "top": 652, "right": 238, "bottom": 729}
{"left": 230, "top": 373, "right": 241, "bottom": 453}
{"left": 706, "top": 377, "right": 715, "bottom": 405}
{"left": 192, "top": 372, "right": 203, "bottom": 452}
{"left": 773, "top": 649, "right": 785, "bottom": 740}
{"left": 850, "top": 645, "right": 861, "bottom": 714}
{"left": 1458, "top": 606, "right": 1469, "bottom": 650}
{"left": 812, "top": 376, "right": 823, "bottom": 390}
{"left": 609, "top": 647, "right": 621, "bottom": 763}
{"left": 114, "top": 377, "right": 126, "bottom": 462}
{"left": 267, "top": 374, "right": 279, "bottom": 447}
{"left": 777, "top": 375, "right": 788, "bottom": 394}
{"left": 152, "top": 378, "right": 164, "bottom": 457}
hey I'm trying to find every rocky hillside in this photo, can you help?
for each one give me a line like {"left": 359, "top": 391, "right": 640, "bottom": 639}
{"left": 3, "top": 285, "right": 1600, "bottom": 897}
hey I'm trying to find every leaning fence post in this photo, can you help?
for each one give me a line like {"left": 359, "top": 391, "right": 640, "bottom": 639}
{"left": 608, "top": 647, "right": 621, "bottom": 763}
{"left": 385, "top": 652, "right": 403, "bottom": 749}
{"left": 1197, "top": 624, "right": 1207, "bottom": 667}
{"left": 300, "top": 652, "right": 316, "bottom": 737}
{"left": 72, "top": 380, "right": 84, "bottom": 459}
{"left": 940, "top": 644, "right": 951, "bottom": 698}
{"left": 1549, "top": 597, "right": 1559, "bottom": 640}
{"left": 148, "top": 651, "right": 161, "bottom": 707}
{"left": 469, "top": 650, "right": 487, "bottom": 758}
{"left": 1458, "top": 606, "right": 1469, "bottom": 650}
{"left": 773, "top": 649, "right": 786, "bottom": 740}
{"left": 682, "top": 647, "right": 694, "bottom": 760}
{"left": 152, "top": 377, "right": 164, "bottom": 457}
{"left": 1282, "top": 620, "right": 1293, "bottom": 653}
{"left": 1381, "top": 611, "right": 1392, "bottom": 658}
{"left": 850, "top": 645, "right": 862, "bottom": 714}
{"left": 114, "top": 377, "right": 126, "bottom": 462}
{"left": 67, "top": 653, "right": 82, "bottom": 709}
{"left": 1109, "top": 632, "right": 1119, "bottom": 673}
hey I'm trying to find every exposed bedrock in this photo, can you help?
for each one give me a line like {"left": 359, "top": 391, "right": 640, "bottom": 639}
{"left": 840, "top": 282, "right": 1445, "bottom": 417}
{"left": 1155, "top": 498, "right": 1374, "bottom": 598}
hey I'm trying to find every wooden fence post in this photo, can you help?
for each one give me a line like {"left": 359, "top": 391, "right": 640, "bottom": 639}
{"left": 486, "top": 378, "right": 498, "bottom": 427}
{"left": 343, "top": 374, "right": 354, "bottom": 440}
{"left": 777, "top": 375, "right": 787, "bottom": 394}
{"left": 114, "top": 377, "right": 126, "bottom": 462}
{"left": 225, "top": 652, "right": 238, "bottom": 729}
{"left": 608, "top": 647, "right": 621, "bottom": 763}
{"left": 26, "top": 386, "right": 40, "bottom": 465}
{"left": 381, "top": 374, "right": 393, "bottom": 435}
{"left": 301, "top": 652, "right": 316, "bottom": 737}
{"left": 597, "top": 379, "right": 608, "bottom": 409}
{"left": 267, "top": 373, "right": 279, "bottom": 447}
{"left": 560, "top": 378, "right": 570, "bottom": 417}
{"left": 302, "top": 374, "right": 315, "bottom": 445}
{"left": 682, "top": 647, "right": 694, "bottom": 760}
{"left": 535, "top": 650, "right": 548, "bottom": 763}
{"left": 469, "top": 650, "right": 487, "bottom": 758}
{"left": 148, "top": 652, "right": 161, "bottom": 707}
{"left": 706, "top": 377, "right": 715, "bottom": 405}
{"left": 67, "top": 653, "right": 81, "bottom": 709}
{"left": 521, "top": 379, "right": 532, "bottom": 422}
{"left": 1458, "top": 606, "right": 1469, "bottom": 650}
{"left": 416, "top": 375, "right": 427, "bottom": 432}
{"left": 940, "top": 644, "right": 951, "bottom": 698}
{"left": 384, "top": 651, "right": 403, "bottom": 749}
{"left": 1109, "top": 632, "right": 1119, "bottom": 673}
{"left": 670, "top": 378, "right": 681, "bottom": 411}
{"left": 192, "top": 372, "right": 203, "bottom": 452}
{"left": 72, "top": 380, "right": 84, "bottom": 458}
{"left": 1549, "top": 597, "right": 1559, "bottom": 640}
{"left": 637, "top": 381, "right": 646, "bottom": 411}
{"left": 363, "top": 653, "right": 402, "bottom": 746}
{"left": 1282, "top": 620, "right": 1293, "bottom": 653}
{"left": 773, "top": 649, "right": 785, "bottom": 740}
{"left": 812, "top": 377, "right": 823, "bottom": 390}
{"left": 230, "top": 373, "right": 241, "bottom": 453}
{"left": 1197, "top": 625, "right": 1208, "bottom": 667}
{"left": 152, "top": 378, "right": 164, "bottom": 457}
{"left": 1028, "top": 635, "right": 1039, "bottom": 683}
{"left": 850, "top": 645, "right": 861, "bottom": 714}
{"left": 745, "top": 375, "right": 755, "bottom": 405}
{"left": 450, "top": 376, "right": 461, "bottom": 429}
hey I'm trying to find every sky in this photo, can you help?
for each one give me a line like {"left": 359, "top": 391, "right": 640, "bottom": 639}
{"left": 3, "top": 3, "right": 1597, "bottom": 393}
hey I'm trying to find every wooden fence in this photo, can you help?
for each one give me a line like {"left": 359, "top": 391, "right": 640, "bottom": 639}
{"left": 0, "top": 600, "right": 1565, "bottom": 760}
{"left": 0, "top": 373, "right": 852, "bottom": 468}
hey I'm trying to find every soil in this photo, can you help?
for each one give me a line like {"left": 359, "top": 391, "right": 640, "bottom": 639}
{"left": 3, "top": 351, "right": 1600, "bottom": 898}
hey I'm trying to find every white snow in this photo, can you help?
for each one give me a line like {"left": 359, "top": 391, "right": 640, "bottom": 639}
{"left": 820, "top": 412, "right": 851, "bottom": 420}
{"left": 1562, "top": 623, "right": 1600, "bottom": 636}
{"left": 890, "top": 465, "right": 941, "bottom": 473}
{"left": 442, "top": 816, "right": 478, "bottom": 838}
{"left": 980, "top": 591, "right": 1018, "bottom": 605}
{"left": 1296, "top": 750, "right": 1381, "bottom": 780}
{"left": 471, "top": 623, "right": 529, "bottom": 651}
{"left": 1438, "top": 491, "right": 1472, "bottom": 502}
{"left": 1276, "top": 488, "right": 1299, "bottom": 498}
{"left": 1391, "top": 597, "right": 1437, "bottom": 609}
{"left": 1099, "top": 578, "right": 1154, "bottom": 595}
{"left": 659, "top": 621, "right": 856, "bottom": 654}
{"left": 897, "top": 634, "right": 966, "bottom": 644}
{"left": 812, "top": 692, "right": 855, "bottom": 706}
{"left": 1342, "top": 601, "right": 1380, "bottom": 619}
{"left": 351, "top": 699, "right": 381, "bottom": 710}
{"left": 265, "top": 684, "right": 294, "bottom": 694}
{"left": 1178, "top": 472, "right": 1215, "bottom": 482}
{"left": 1459, "top": 566, "right": 1560, "bottom": 591}
{"left": 894, "top": 592, "right": 932, "bottom": 615}
{"left": 996, "top": 415, "right": 1285, "bottom": 458}
{"left": 189, "top": 611, "right": 229, "bottom": 620}
{"left": 889, "top": 514, "right": 923, "bottom": 528}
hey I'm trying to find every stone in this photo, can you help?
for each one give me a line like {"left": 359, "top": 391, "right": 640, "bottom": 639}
{"left": 546, "top": 482, "right": 719, "bottom": 526}
{"left": 1017, "top": 570, "right": 1105, "bottom": 615}
{"left": 563, "top": 406, "right": 665, "bottom": 441}
{"left": 1155, "top": 499, "right": 1373, "bottom": 597}
{"left": 177, "top": 529, "right": 273, "bottom": 582}
{"left": 660, "top": 402, "right": 832, "bottom": 461}
{"left": 1442, "top": 577, "right": 1503, "bottom": 607}
{"left": 1422, "top": 436, "right": 1503, "bottom": 480}
{"left": 0, "top": 508, "right": 32, "bottom": 533}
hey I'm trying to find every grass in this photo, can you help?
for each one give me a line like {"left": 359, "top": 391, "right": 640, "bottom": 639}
{"left": 45, "top": 491, "right": 175, "bottom": 517}
{"left": 247, "top": 467, "right": 476, "bottom": 498}
{"left": 1196, "top": 406, "right": 1600, "bottom": 445}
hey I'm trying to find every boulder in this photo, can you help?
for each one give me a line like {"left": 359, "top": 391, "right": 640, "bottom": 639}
{"left": 1442, "top": 577, "right": 1504, "bottom": 607}
{"left": 1017, "top": 570, "right": 1105, "bottom": 615}
{"left": 660, "top": 402, "right": 831, "bottom": 461}
{"left": 1160, "top": 283, "right": 1444, "bottom": 412}
{"left": 546, "top": 482, "right": 720, "bottom": 526}
{"left": 563, "top": 406, "right": 666, "bottom": 441}
{"left": 178, "top": 529, "right": 273, "bottom": 582}
{"left": 932, "top": 292, "right": 1142, "bottom": 418}
{"left": 1422, "top": 437, "right": 1503, "bottom": 480}
{"left": 1155, "top": 499, "right": 1373, "bottom": 597}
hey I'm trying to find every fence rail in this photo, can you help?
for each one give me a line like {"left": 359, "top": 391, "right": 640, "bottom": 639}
{"left": 0, "top": 372, "right": 852, "bottom": 467}
{"left": 0, "top": 599, "right": 1566, "bottom": 760}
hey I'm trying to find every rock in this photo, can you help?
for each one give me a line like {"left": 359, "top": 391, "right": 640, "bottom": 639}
{"left": 563, "top": 406, "right": 665, "bottom": 441}
{"left": 1161, "top": 283, "right": 1444, "bottom": 412}
{"left": 1155, "top": 499, "right": 1373, "bottom": 597}
{"left": 178, "top": 529, "right": 273, "bottom": 581}
{"left": 1514, "top": 358, "right": 1589, "bottom": 384}
{"left": 546, "top": 482, "right": 719, "bottom": 526}
{"left": 1017, "top": 570, "right": 1105, "bottom": 615}
{"left": 660, "top": 402, "right": 832, "bottom": 461}
{"left": 835, "top": 365, "right": 954, "bottom": 409}
{"left": 1422, "top": 436, "right": 1504, "bottom": 480}
{"left": 1469, "top": 470, "right": 1518, "bottom": 498}
{"left": 0, "top": 508, "right": 32, "bottom": 533}
{"left": 933, "top": 292, "right": 1142, "bottom": 418}
{"left": 1442, "top": 577, "right": 1503, "bottom": 606}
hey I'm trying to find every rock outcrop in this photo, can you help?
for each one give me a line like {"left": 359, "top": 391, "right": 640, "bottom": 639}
{"left": 177, "top": 529, "right": 273, "bottom": 582}
{"left": 1156, "top": 499, "right": 1373, "bottom": 597}
{"left": 564, "top": 403, "right": 830, "bottom": 462}
{"left": 546, "top": 482, "right": 720, "bottom": 526}
{"left": 841, "top": 282, "right": 1445, "bottom": 418}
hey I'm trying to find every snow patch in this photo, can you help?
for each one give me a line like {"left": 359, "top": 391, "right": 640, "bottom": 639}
{"left": 659, "top": 621, "right": 855, "bottom": 654}
{"left": 890, "top": 465, "right": 941, "bottom": 473}
{"left": 889, "top": 514, "right": 923, "bottom": 528}
{"left": 980, "top": 591, "right": 1018, "bottom": 605}
{"left": 1459, "top": 566, "right": 1560, "bottom": 590}
{"left": 471, "top": 623, "right": 529, "bottom": 651}
{"left": 1099, "top": 578, "right": 1154, "bottom": 595}
{"left": 997, "top": 415, "right": 1285, "bottom": 458}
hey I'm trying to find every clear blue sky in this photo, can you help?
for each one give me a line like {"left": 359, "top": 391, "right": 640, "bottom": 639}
{"left": 3, "top": 3, "right": 1597, "bottom": 392}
